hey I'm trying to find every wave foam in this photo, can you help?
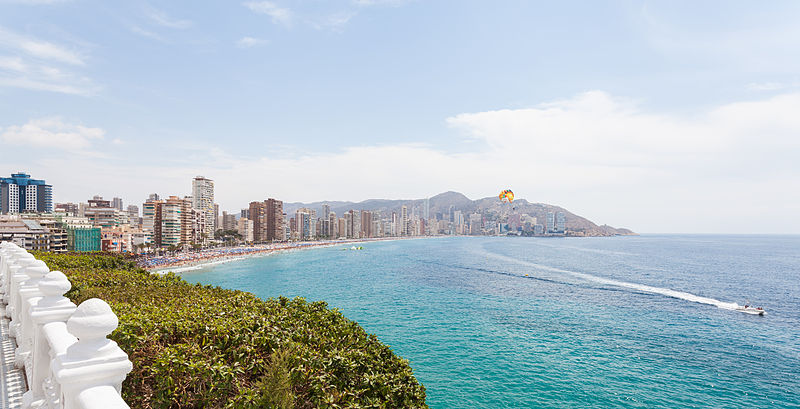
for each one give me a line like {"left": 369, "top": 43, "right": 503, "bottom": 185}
{"left": 484, "top": 251, "right": 740, "bottom": 310}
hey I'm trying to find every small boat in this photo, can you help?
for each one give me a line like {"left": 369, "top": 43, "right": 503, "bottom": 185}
{"left": 736, "top": 305, "right": 766, "bottom": 316}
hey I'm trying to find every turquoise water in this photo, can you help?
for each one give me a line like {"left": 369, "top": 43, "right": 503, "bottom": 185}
{"left": 182, "top": 236, "right": 800, "bottom": 408}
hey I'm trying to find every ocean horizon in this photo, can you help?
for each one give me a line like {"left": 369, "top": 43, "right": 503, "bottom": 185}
{"left": 181, "top": 234, "right": 800, "bottom": 408}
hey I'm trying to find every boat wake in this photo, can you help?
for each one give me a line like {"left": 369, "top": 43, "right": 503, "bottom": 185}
{"left": 483, "top": 251, "right": 741, "bottom": 311}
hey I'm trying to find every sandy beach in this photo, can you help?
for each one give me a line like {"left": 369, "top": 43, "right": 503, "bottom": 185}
{"left": 142, "top": 237, "right": 423, "bottom": 274}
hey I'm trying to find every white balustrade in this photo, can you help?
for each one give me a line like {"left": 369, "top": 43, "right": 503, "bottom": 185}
{"left": 0, "top": 241, "right": 132, "bottom": 409}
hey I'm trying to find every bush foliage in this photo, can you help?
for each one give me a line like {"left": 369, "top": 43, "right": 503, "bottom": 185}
{"left": 34, "top": 252, "right": 427, "bottom": 409}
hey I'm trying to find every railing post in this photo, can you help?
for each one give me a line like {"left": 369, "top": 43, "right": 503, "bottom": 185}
{"left": 21, "top": 271, "right": 76, "bottom": 408}
{"left": 8, "top": 258, "right": 46, "bottom": 325}
{"left": 3, "top": 252, "right": 37, "bottom": 310}
{"left": 13, "top": 261, "right": 51, "bottom": 371}
{"left": 52, "top": 299, "right": 132, "bottom": 409}
{"left": 1, "top": 243, "right": 133, "bottom": 409}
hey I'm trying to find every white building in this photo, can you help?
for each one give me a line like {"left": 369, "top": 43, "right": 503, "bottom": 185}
{"left": 191, "top": 176, "right": 215, "bottom": 240}
{"left": 237, "top": 218, "right": 254, "bottom": 243}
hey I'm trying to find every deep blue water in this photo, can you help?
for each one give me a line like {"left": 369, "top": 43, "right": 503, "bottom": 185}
{"left": 182, "top": 235, "right": 800, "bottom": 408}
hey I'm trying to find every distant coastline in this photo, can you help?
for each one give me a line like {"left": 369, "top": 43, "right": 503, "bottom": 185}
{"left": 143, "top": 233, "right": 641, "bottom": 274}
{"left": 143, "top": 237, "right": 429, "bottom": 274}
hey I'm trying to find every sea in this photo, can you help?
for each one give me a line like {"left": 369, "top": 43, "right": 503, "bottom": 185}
{"left": 182, "top": 235, "right": 800, "bottom": 408}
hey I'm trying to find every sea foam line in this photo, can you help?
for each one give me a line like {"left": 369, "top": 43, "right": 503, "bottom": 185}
{"left": 484, "top": 251, "right": 740, "bottom": 310}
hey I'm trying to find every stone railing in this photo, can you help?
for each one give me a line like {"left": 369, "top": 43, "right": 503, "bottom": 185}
{"left": 0, "top": 241, "right": 132, "bottom": 409}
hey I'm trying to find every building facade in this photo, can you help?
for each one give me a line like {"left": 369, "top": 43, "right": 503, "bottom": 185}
{"left": 191, "top": 176, "right": 215, "bottom": 240}
{"left": 1, "top": 173, "right": 52, "bottom": 214}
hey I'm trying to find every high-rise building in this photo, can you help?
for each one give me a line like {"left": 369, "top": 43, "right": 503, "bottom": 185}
{"left": 221, "top": 211, "right": 238, "bottom": 231}
{"left": 265, "top": 199, "right": 284, "bottom": 241}
{"left": 191, "top": 176, "right": 215, "bottom": 239}
{"left": 1, "top": 173, "right": 52, "bottom": 214}
{"left": 295, "top": 208, "right": 315, "bottom": 240}
{"left": 401, "top": 205, "right": 408, "bottom": 236}
{"left": 240, "top": 208, "right": 250, "bottom": 219}
{"left": 249, "top": 201, "right": 267, "bottom": 242}
{"left": 214, "top": 203, "right": 220, "bottom": 232}
{"left": 248, "top": 198, "right": 284, "bottom": 242}
{"left": 162, "top": 196, "right": 192, "bottom": 247}
{"left": 360, "top": 210, "right": 372, "bottom": 238}
{"left": 237, "top": 217, "right": 254, "bottom": 242}
{"left": 343, "top": 211, "right": 353, "bottom": 238}
{"left": 127, "top": 205, "right": 140, "bottom": 227}
{"left": 328, "top": 211, "right": 337, "bottom": 238}
{"left": 469, "top": 213, "right": 482, "bottom": 235}
{"left": 556, "top": 212, "right": 566, "bottom": 233}
{"left": 111, "top": 197, "right": 123, "bottom": 211}
{"left": 338, "top": 217, "right": 346, "bottom": 239}
{"left": 141, "top": 196, "right": 191, "bottom": 247}
{"left": 321, "top": 204, "right": 331, "bottom": 238}
{"left": 142, "top": 196, "right": 165, "bottom": 245}
{"left": 546, "top": 212, "right": 556, "bottom": 233}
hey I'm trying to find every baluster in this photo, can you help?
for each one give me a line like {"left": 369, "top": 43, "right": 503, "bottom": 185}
{"left": 20, "top": 271, "right": 76, "bottom": 408}
{"left": 52, "top": 299, "right": 132, "bottom": 409}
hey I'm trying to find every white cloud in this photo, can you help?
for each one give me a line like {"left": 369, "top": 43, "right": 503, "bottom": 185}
{"left": 243, "top": 1, "right": 292, "bottom": 25}
{"left": 310, "top": 12, "right": 357, "bottom": 31}
{"left": 145, "top": 7, "right": 192, "bottom": 29}
{"left": 11, "top": 92, "right": 800, "bottom": 233}
{"left": 203, "top": 91, "right": 800, "bottom": 233}
{"left": 0, "top": 0, "right": 70, "bottom": 4}
{"left": 0, "top": 55, "right": 25, "bottom": 71}
{"left": 0, "top": 27, "right": 84, "bottom": 65}
{"left": 1, "top": 117, "right": 105, "bottom": 151}
{"left": 747, "top": 82, "right": 786, "bottom": 91}
{"left": 236, "top": 36, "right": 268, "bottom": 48}
{"left": 0, "top": 27, "right": 96, "bottom": 95}
{"left": 129, "top": 25, "right": 165, "bottom": 42}
{"left": 353, "top": 0, "right": 412, "bottom": 6}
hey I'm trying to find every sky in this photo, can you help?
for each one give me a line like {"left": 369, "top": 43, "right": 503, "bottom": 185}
{"left": 1, "top": 0, "right": 799, "bottom": 233}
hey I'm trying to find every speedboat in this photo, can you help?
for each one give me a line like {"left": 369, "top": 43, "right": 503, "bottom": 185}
{"left": 736, "top": 305, "right": 766, "bottom": 316}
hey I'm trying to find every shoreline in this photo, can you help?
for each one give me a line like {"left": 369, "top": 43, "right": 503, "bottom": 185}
{"left": 145, "top": 236, "right": 430, "bottom": 274}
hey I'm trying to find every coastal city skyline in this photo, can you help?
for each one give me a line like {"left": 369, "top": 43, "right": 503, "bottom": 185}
{"left": 2, "top": 2, "right": 800, "bottom": 234}
{"left": 1, "top": 3, "right": 798, "bottom": 408}
{"left": 1, "top": 171, "right": 588, "bottom": 253}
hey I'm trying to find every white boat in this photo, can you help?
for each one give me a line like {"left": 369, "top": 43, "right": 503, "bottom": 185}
{"left": 736, "top": 306, "right": 766, "bottom": 316}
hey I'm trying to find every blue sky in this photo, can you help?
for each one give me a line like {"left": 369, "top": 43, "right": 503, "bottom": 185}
{"left": 2, "top": 0, "right": 800, "bottom": 233}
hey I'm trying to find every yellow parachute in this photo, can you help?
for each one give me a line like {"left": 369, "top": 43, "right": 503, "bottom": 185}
{"left": 499, "top": 189, "right": 514, "bottom": 203}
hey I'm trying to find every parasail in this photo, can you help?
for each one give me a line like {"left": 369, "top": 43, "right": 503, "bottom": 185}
{"left": 499, "top": 189, "right": 514, "bottom": 203}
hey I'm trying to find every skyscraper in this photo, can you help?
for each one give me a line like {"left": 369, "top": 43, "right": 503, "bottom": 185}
{"left": 191, "top": 176, "right": 215, "bottom": 239}
{"left": 249, "top": 198, "right": 284, "bottom": 242}
{"left": 401, "top": 205, "right": 408, "bottom": 236}
{"left": 112, "top": 197, "right": 124, "bottom": 211}
{"left": 127, "top": 205, "right": 140, "bottom": 227}
{"left": 360, "top": 210, "right": 372, "bottom": 238}
{"left": 546, "top": 212, "right": 555, "bottom": 233}
{"left": 141, "top": 196, "right": 192, "bottom": 247}
{"left": 295, "top": 208, "right": 315, "bottom": 240}
{"left": 142, "top": 198, "right": 162, "bottom": 245}
{"left": 1, "top": 172, "right": 52, "bottom": 214}
{"left": 248, "top": 201, "right": 267, "bottom": 242}
{"left": 265, "top": 198, "right": 284, "bottom": 241}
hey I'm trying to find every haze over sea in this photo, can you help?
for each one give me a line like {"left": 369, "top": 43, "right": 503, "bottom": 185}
{"left": 183, "top": 235, "right": 800, "bottom": 408}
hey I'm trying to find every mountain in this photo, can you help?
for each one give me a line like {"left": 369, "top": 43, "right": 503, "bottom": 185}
{"left": 283, "top": 191, "right": 635, "bottom": 236}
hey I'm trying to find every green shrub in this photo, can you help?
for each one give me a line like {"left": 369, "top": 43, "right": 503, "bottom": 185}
{"left": 35, "top": 252, "right": 427, "bottom": 409}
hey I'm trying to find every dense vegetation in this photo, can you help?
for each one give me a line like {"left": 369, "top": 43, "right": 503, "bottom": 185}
{"left": 34, "top": 252, "right": 427, "bottom": 409}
